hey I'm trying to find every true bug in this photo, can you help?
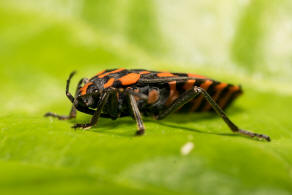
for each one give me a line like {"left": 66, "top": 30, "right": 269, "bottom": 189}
{"left": 45, "top": 68, "right": 270, "bottom": 141}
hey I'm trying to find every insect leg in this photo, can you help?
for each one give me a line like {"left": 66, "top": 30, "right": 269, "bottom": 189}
{"left": 156, "top": 89, "right": 201, "bottom": 120}
{"left": 66, "top": 71, "right": 77, "bottom": 103}
{"left": 128, "top": 93, "right": 145, "bottom": 135}
{"left": 193, "top": 87, "right": 270, "bottom": 141}
{"left": 138, "top": 77, "right": 194, "bottom": 84}
{"left": 157, "top": 86, "right": 270, "bottom": 141}
{"left": 72, "top": 90, "right": 111, "bottom": 129}
{"left": 45, "top": 73, "right": 88, "bottom": 120}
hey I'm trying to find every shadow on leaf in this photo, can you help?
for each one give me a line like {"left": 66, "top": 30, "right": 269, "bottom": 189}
{"left": 68, "top": 109, "right": 249, "bottom": 139}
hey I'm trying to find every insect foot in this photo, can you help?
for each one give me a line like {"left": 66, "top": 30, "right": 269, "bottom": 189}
{"left": 72, "top": 124, "right": 93, "bottom": 130}
{"left": 238, "top": 129, "right": 271, "bottom": 142}
{"left": 44, "top": 112, "right": 71, "bottom": 120}
{"left": 136, "top": 129, "right": 145, "bottom": 136}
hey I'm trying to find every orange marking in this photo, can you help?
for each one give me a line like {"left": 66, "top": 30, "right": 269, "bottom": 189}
{"left": 188, "top": 73, "right": 207, "bottom": 79}
{"left": 201, "top": 80, "right": 213, "bottom": 89}
{"left": 80, "top": 82, "right": 94, "bottom": 95}
{"left": 104, "top": 78, "right": 115, "bottom": 88}
{"left": 95, "top": 70, "right": 105, "bottom": 76}
{"left": 118, "top": 73, "right": 141, "bottom": 85}
{"left": 139, "top": 71, "right": 151, "bottom": 74}
{"left": 157, "top": 72, "right": 175, "bottom": 77}
{"left": 98, "top": 68, "right": 125, "bottom": 78}
{"left": 202, "top": 82, "right": 228, "bottom": 111}
{"left": 148, "top": 89, "right": 159, "bottom": 104}
{"left": 232, "top": 85, "right": 240, "bottom": 91}
{"left": 183, "top": 80, "right": 196, "bottom": 90}
{"left": 190, "top": 80, "right": 213, "bottom": 112}
{"left": 165, "top": 81, "right": 180, "bottom": 106}
{"left": 219, "top": 86, "right": 241, "bottom": 109}
{"left": 133, "top": 88, "right": 140, "bottom": 101}
{"left": 216, "top": 83, "right": 228, "bottom": 90}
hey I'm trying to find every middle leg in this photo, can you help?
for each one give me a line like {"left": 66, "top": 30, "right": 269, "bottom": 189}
{"left": 128, "top": 93, "right": 145, "bottom": 135}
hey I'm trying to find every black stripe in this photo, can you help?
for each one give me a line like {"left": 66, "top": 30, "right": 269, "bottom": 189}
{"left": 176, "top": 82, "right": 186, "bottom": 94}
{"left": 222, "top": 88, "right": 243, "bottom": 110}
{"left": 173, "top": 73, "right": 188, "bottom": 77}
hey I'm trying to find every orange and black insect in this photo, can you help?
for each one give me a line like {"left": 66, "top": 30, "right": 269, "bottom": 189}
{"left": 45, "top": 68, "right": 270, "bottom": 141}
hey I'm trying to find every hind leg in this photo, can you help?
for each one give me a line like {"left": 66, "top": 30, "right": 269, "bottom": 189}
{"left": 156, "top": 86, "right": 270, "bottom": 141}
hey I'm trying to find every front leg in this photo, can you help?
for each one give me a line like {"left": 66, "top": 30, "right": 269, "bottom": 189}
{"left": 72, "top": 90, "right": 111, "bottom": 130}
{"left": 45, "top": 72, "right": 88, "bottom": 120}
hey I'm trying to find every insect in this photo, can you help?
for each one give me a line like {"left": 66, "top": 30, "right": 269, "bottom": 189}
{"left": 45, "top": 68, "right": 271, "bottom": 141}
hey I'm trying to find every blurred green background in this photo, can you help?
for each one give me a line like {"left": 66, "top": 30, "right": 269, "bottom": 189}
{"left": 0, "top": 0, "right": 292, "bottom": 195}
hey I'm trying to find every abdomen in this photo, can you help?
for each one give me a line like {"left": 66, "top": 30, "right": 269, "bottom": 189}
{"left": 136, "top": 79, "right": 242, "bottom": 116}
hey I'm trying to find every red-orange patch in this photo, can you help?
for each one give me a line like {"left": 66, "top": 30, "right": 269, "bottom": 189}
{"left": 188, "top": 73, "right": 207, "bottom": 79}
{"left": 133, "top": 88, "right": 140, "bottom": 101}
{"left": 118, "top": 73, "right": 141, "bottom": 85}
{"left": 215, "top": 83, "right": 228, "bottom": 90}
{"left": 200, "top": 80, "right": 213, "bottom": 89}
{"left": 80, "top": 82, "right": 94, "bottom": 95}
{"left": 104, "top": 78, "right": 115, "bottom": 88}
{"left": 183, "top": 80, "right": 196, "bottom": 90}
{"left": 148, "top": 89, "right": 159, "bottom": 104}
{"left": 165, "top": 81, "right": 180, "bottom": 106}
{"left": 157, "top": 72, "right": 175, "bottom": 77}
{"left": 139, "top": 71, "right": 151, "bottom": 74}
